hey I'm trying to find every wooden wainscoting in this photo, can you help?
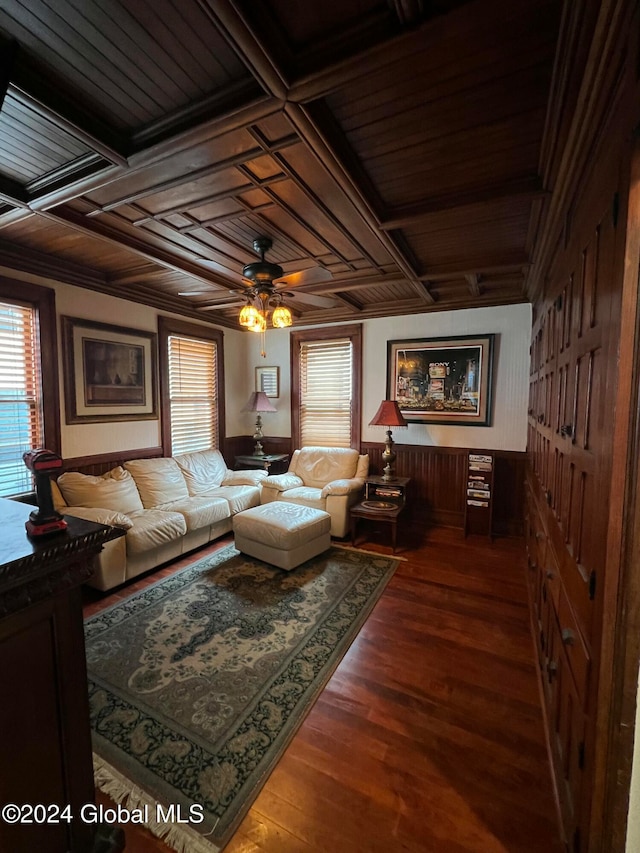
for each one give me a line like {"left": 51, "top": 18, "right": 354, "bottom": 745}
{"left": 362, "top": 442, "right": 526, "bottom": 536}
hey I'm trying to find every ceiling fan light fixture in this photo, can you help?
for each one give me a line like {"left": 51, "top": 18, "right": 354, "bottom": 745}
{"left": 247, "top": 312, "right": 267, "bottom": 333}
{"left": 239, "top": 304, "right": 260, "bottom": 327}
{"left": 272, "top": 305, "right": 292, "bottom": 328}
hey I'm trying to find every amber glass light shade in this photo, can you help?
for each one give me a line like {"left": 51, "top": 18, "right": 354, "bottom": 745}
{"left": 239, "top": 304, "right": 260, "bottom": 327}
{"left": 272, "top": 305, "right": 292, "bottom": 328}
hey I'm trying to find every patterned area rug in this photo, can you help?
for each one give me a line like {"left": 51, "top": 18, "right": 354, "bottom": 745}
{"left": 85, "top": 544, "right": 399, "bottom": 852}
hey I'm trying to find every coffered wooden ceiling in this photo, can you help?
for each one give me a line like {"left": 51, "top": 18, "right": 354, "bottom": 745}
{"left": 0, "top": 0, "right": 565, "bottom": 329}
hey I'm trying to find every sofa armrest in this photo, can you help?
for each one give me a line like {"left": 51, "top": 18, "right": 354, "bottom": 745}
{"left": 221, "top": 469, "right": 269, "bottom": 486}
{"left": 262, "top": 473, "right": 304, "bottom": 492}
{"left": 321, "top": 478, "right": 365, "bottom": 498}
{"left": 62, "top": 506, "right": 134, "bottom": 530}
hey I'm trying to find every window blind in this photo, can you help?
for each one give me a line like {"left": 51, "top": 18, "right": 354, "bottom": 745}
{"left": 168, "top": 334, "right": 217, "bottom": 455}
{"left": 0, "top": 301, "right": 43, "bottom": 497}
{"left": 299, "top": 338, "right": 352, "bottom": 447}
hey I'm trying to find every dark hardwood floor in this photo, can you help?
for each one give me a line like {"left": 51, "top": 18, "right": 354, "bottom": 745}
{"left": 83, "top": 524, "right": 564, "bottom": 853}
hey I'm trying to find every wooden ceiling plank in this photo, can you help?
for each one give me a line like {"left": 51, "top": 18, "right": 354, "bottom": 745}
{"left": 420, "top": 252, "right": 530, "bottom": 280}
{"left": 193, "top": 0, "right": 289, "bottom": 99}
{"left": 95, "top": 136, "right": 297, "bottom": 214}
{"left": 284, "top": 101, "right": 433, "bottom": 305}
{"left": 8, "top": 68, "right": 128, "bottom": 165}
{"left": 39, "top": 203, "right": 241, "bottom": 289}
{"left": 465, "top": 272, "right": 482, "bottom": 297}
{"left": 380, "top": 176, "right": 546, "bottom": 229}
{"left": 0, "top": 38, "right": 18, "bottom": 113}
{"left": 131, "top": 174, "right": 289, "bottom": 226}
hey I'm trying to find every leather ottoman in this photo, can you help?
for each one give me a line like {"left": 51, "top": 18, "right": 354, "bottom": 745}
{"left": 233, "top": 502, "right": 331, "bottom": 570}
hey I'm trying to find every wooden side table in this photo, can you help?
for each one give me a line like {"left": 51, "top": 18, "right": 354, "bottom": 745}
{"left": 350, "top": 476, "right": 410, "bottom": 553}
{"left": 234, "top": 453, "right": 289, "bottom": 474}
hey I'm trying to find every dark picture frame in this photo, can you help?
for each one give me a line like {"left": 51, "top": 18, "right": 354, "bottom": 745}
{"left": 62, "top": 316, "right": 158, "bottom": 423}
{"left": 387, "top": 334, "right": 495, "bottom": 426}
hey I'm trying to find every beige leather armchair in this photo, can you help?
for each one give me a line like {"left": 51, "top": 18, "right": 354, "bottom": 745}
{"left": 260, "top": 446, "right": 369, "bottom": 537}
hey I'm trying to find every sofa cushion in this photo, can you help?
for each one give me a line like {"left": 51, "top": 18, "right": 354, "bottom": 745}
{"left": 125, "top": 458, "right": 189, "bottom": 508}
{"left": 154, "top": 496, "right": 230, "bottom": 531}
{"left": 221, "top": 469, "right": 269, "bottom": 487}
{"left": 51, "top": 478, "right": 67, "bottom": 511}
{"left": 62, "top": 506, "right": 133, "bottom": 530}
{"left": 174, "top": 449, "right": 228, "bottom": 495}
{"left": 201, "top": 485, "right": 262, "bottom": 514}
{"left": 125, "top": 510, "right": 187, "bottom": 554}
{"left": 292, "top": 447, "right": 359, "bottom": 488}
{"left": 279, "top": 486, "right": 325, "bottom": 512}
{"left": 57, "top": 467, "right": 144, "bottom": 514}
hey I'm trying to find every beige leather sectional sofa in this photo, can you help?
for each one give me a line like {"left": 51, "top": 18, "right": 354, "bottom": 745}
{"left": 52, "top": 449, "right": 267, "bottom": 591}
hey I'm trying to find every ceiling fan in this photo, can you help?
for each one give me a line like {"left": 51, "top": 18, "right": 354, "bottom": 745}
{"left": 195, "top": 237, "right": 338, "bottom": 317}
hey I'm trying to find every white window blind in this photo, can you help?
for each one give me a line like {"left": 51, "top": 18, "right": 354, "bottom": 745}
{"left": 299, "top": 338, "right": 352, "bottom": 447}
{"left": 0, "top": 300, "right": 43, "bottom": 497}
{"left": 168, "top": 334, "right": 217, "bottom": 455}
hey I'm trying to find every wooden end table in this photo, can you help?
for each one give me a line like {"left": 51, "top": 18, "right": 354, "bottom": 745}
{"left": 350, "top": 476, "right": 410, "bottom": 553}
{"left": 234, "top": 453, "right": 289, "bottom": 474}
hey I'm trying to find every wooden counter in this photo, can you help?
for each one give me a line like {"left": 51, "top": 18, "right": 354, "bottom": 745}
{"left": 0, "top": 497, "right": 125, "bottom": 853}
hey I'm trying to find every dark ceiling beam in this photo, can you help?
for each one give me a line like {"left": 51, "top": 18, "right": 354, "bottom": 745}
{"left": 108, "top": 268, "right": 170, "bottom": 285}
{"left": 14, "top": 97, "right": 284, "bottom": 219}
{"left": 379, "top": 176, "right": 547, "bottom": 230}
{"left": 138, "top": 173, "right": 288, "bottom": 227}
{"left": 284, "top": 101, "right": 434, "bottom": 305}
{"left": 0, "top": 175, "right": 29, "bottom": 208}
{"left": 420, "top": 253, "right": 530, "bottom": 280}
{"left": 0, "top": 238, "right": 107, "bottom": 289}
{"left": 195, "top": 0, "right": 290, "bottom": 99}
{"left": 0, "top": 39, "right": 17, "bottom": 113}
{"left": 39, "top": 203, "right": 240, "bottom": 290}
{"left": 94, "top": 135, "right": 298, "bottom": 214}
{"left": 8, "top": 83, "right": 127, "bottom": 166}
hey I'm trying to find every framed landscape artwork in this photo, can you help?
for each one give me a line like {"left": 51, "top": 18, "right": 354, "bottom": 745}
{"left": 62, "top": 316, "right": 158, "bottom": 423}
{"left": 387, "top": 334, "right": 495, "bottom": 426}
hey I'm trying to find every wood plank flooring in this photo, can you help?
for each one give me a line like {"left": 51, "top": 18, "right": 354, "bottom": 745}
{"left": 82, "top": 525, "right": 564, "bottom": 853}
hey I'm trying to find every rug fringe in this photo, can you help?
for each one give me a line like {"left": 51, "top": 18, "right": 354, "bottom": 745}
{"left": 332, "top": 542, "right": 407, "bottom": 561}
{"left": 93, "top": 754, "right": 219, "bottom": 853}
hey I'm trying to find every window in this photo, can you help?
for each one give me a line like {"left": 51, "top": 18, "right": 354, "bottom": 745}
{"left": 0, "top": 281, "right": 59, "bottom": 497}
{"left": 291, "top": 324, "right": 362, "bottom": 449}
{"left": 158, "top": 318, "right": 224, "bottom": 456}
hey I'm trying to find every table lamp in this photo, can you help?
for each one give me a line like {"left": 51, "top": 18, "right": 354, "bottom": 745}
{"left": 243, "top": 391, "right": 277, "bottom": 455}
{"left": 369, "top": 399, "right": 408, "bottom": 480}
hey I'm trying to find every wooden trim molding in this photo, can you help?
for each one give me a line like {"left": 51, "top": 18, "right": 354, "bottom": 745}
{"left": 290, "top": 323, "right": 362, "bottom": 451}
{"left": 157, "top": 316, "right": 225, "bottom": 457}
{"left": 0, "top": 276, "right": 60, "bottom": 456}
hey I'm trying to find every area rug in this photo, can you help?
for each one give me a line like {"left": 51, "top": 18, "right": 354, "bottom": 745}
{"left": 85, "top": 544, "right": 399, "bottom": 852}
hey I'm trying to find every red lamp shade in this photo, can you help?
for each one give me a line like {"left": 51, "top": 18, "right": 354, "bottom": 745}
{"left": 368, "top": 399, "right": 407, "bottom": 427}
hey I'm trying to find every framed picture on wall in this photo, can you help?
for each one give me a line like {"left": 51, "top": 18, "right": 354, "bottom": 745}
{"left": 387, "top": 334, "right": 495, "bottom": 426}
{"left": 62, "top": 316, "right": 158, "bottom": 423}
{"left": 255, "top": 365, "right": 279, "bottom": 398}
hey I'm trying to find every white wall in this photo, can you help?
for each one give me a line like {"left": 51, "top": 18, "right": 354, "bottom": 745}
{"left": 8, "top": 270, "right": 531, "bottom": 456}
{"left": 44, "top": 281, "right": 245, "bottom": 458}
{"left": 244, "top": 303, "right": 532, "bottom": 452}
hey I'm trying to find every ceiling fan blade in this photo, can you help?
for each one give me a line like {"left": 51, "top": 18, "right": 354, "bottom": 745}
{"left": 198, "top": 299, "right": 244, "bottom": 311}
{"left": 274, "top": 267, "right": 332, "bottom": 288}
{"left": 278, "top": 290, "right": 339, "bottom": 308}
